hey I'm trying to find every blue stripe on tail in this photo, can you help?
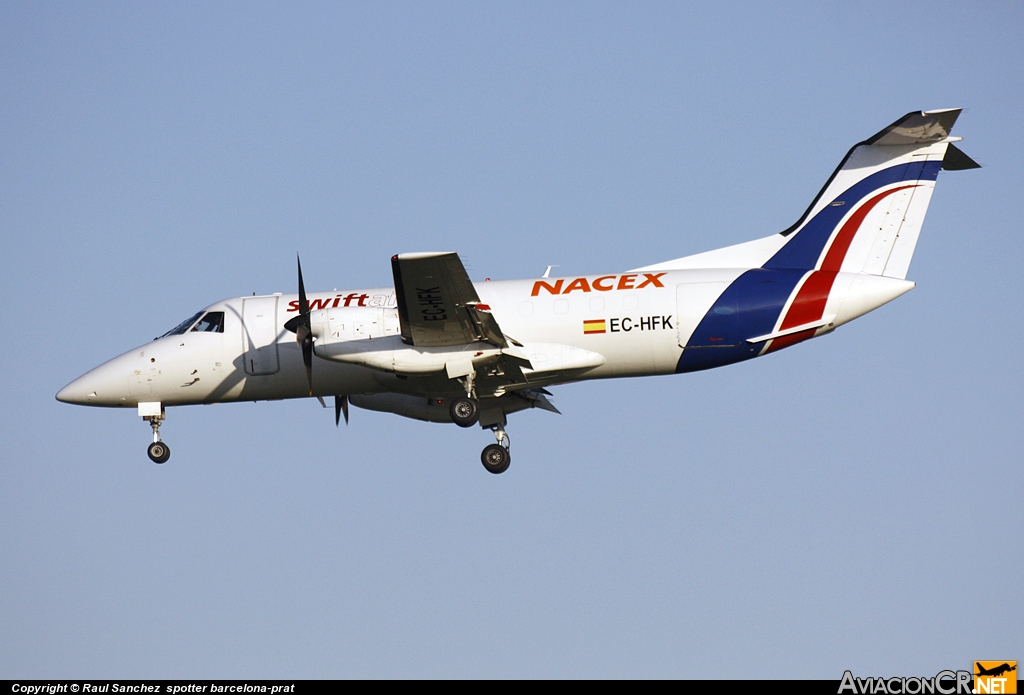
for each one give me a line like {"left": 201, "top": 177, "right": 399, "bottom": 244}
{"left": 675, "top": 268, "right": 806, "bottom": 373}
{"left": 763, "top": 161, "right": 940, "bottom": 271}
{"left": 675, "top": 161, "right": 941, "bottom": 374}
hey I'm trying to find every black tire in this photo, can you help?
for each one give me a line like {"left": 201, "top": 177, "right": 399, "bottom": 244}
{"left": 450, "top": 397, "right": 479, "bottom": 428}
{"left": 481, "top": 443, "right": 510, "bottom": 474}
{"left": 147, "top": 441, "right": 171, "bottom": 464}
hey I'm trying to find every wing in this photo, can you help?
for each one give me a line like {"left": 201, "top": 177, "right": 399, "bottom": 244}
{"left": 391, "top": 252, "right": 507, "bottom": 348}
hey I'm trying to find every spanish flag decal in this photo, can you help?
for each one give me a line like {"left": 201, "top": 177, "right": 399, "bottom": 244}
{"left": 583, "top": 319, "right": 606, "bottom": 335}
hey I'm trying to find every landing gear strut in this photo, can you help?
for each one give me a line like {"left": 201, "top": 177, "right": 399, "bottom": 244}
{"left": 145, "top": 413, "right": 170, "bottom": 464}
{"left": 481, "top": 426, "right": 510, "bottom": 474}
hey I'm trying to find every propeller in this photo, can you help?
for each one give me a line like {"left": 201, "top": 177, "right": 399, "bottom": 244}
{"left": 282, "top": 256, "right": 350, "bottom": 426}
{"left": 283, "top": 255, "right": 314, "bottom": 396}
{"left": 335, "top": 395, "right": 349, "bottom": 426}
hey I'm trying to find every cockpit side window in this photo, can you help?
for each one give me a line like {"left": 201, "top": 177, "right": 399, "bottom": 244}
{"left": 160, "top": 311, "right": 205, "bottom": 338}
{"left": 191, "top": 311, "right": 225, "bottom": 333}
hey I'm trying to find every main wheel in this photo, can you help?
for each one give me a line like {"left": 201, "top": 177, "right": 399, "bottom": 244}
{"left": 147, "top": 441, "right": 171, "bottom": 464}
{"left": 481, "top": 443, "right": 510, "bottom": 474}
{"left": 450, "top": 397, "right": 479, "bottom": 428}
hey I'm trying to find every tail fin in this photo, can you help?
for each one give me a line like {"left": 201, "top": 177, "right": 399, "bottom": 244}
{"left": 763, "top": 109, "right": 979, "bottom": 279}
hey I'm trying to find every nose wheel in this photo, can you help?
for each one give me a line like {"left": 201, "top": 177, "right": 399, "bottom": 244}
{"left": 481, "top": 426, "right": 510, "bottom": 474}
{"left": 144, "top": 413, "right": 171, "bottom": 464}
{"left": 147, "top": 441, "right": 171, "bottom": 464}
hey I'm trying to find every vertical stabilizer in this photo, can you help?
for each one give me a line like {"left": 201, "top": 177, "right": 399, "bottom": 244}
{"left": 763, "top": 109, "right": 977, "bottom": 279}
{"left": 636, "top": 110, "right": 977, "bottom": 276}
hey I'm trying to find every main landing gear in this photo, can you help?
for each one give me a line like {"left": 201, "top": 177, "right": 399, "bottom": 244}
{"left": 448, "top": 371, "right": 511, "bottom": 474}
{"left": 450, "top": 370, "right": 479, "bottom": 428}
{"left": 144, "top": 413, "right": 170, "bottom": 464}
{"left": 450, "top": 397, "right": 479, "bottom": 427}
{"left": 480, "top": 426, "right": 510, "bottom": 474}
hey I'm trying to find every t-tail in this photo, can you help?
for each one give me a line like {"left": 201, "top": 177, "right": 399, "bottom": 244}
{"left": 639, "top": 109, "right": 980, "bottom": 373}
{"left": 764, "top": 108, "right": 979, "bottom": 279}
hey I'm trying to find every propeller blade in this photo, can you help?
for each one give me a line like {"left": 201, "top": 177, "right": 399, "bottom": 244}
{"left": 302, "top": 336, "right": 313, "bottom": 396}
{"left": 297, "top": 254, "right": 309, "bottom": 316}
{"left": 282, "top": 254, "right": 315, "bottom": 395}
{"left": 284, "top": 255, "right": 312, "bottom": 335}
{"left": 335, "top": 395, "right": 349, "bottom": 426}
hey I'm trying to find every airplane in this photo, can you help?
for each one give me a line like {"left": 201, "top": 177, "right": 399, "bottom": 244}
{"left": 56, "top": 109, "right": 979, "bottom": 474}
{"left": 975, "top": 663, "right": 1016, "bottom": 678}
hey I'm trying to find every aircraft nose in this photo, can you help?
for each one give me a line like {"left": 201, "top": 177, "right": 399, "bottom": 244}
{"left": 56, "top": 372, "right": 102, "bottom": 405}
{"left": 56, "top": 355, "right": 132, "bottom": 406}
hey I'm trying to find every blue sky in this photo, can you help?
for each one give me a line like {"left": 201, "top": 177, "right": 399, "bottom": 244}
{"left": 2, "top": 1, "right": 1021, "bottom": 678}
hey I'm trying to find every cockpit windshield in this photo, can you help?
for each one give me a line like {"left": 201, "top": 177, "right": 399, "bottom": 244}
{"left": 159, "top": 311, "right": 204, "bottom": 339}
{"left": 191, "top": 311, "right": 224, "bottom": 333}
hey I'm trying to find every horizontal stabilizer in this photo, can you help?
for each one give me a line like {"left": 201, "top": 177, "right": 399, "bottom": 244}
{"left": 866, "top": 109, "right": 961, "bottom": 146}
{"left": 942, "top": 142, "right": 981, "bottom": 171}
{"left": 747, "top": 317, "right": 834, "bottom": 344}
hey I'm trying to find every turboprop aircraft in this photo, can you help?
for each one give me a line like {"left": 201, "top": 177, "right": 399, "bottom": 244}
{"left": 57, "top": 109, "right": 978, "bottom": 473}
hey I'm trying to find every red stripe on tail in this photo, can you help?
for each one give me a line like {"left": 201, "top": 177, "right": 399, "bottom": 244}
{"left": 766, "top": 184, "right": 918, "bottom": 354}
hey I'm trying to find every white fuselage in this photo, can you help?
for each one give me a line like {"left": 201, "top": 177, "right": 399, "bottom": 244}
{"left": 56, "top": 268, "right": 911, "bottom": 410}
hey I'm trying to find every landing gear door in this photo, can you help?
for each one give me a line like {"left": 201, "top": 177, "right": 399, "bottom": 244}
{"left": 676, "top": 282, "right": 729, "bottom": 349}
{"left": 242, "top": 296, "right": 280, "bottom": 375}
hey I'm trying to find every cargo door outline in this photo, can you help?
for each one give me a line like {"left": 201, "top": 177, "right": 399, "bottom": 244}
{"left": 676, "top": 282, "right": 730, "bottom": 349}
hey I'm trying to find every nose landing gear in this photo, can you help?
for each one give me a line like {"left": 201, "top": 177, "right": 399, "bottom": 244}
{"left": 144, "top": 413, "right": 170, "bottom": 464}
{"left": 480, "top": 426, "right": 510, "bottom": 474}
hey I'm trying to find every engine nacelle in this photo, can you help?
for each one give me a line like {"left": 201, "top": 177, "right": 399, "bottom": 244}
{"left": 309, "top": 305, "right": 505, "bottom": 376}
{"left": 308, "top": 306, "right": 400, "bottom": 343}
{"left": 317, "top": 335, "right": 504, "bottom": 375}
{"left": 307, "top": 306, "right": 604, "bottom": 379}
